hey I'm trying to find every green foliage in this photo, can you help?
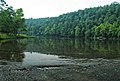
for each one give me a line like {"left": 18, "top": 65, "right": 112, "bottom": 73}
{"left": 26, "top": 2, "right": 120, "bottom": 38}
{"left": 0, "top": 0, "right": 26, "bottom": 35}
{"left": 0, "top": 33, "right": 33, "bottom": 39}
{"left": 75, "top": 26, "right": 80, "bottom": 37}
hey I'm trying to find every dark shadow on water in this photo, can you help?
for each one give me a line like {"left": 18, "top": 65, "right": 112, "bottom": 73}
{"left": 0, "top": 39, "right": 27, "bottom": 62}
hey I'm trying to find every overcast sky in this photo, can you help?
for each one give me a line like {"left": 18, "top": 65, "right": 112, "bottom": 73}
{"left": 6, "top": 0, "right": 120, "bottom": 18}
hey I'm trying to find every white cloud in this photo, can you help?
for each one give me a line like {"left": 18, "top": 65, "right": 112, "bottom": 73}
{"left": 6, "top": 0, "right": 120, "bottom": 18}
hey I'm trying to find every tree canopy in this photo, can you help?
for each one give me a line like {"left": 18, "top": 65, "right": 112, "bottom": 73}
{"left": 26, "top": 2, "right": 120, "bottom": 39}
{"left": 0, "top": 0, "right": 26, "bottom": 35}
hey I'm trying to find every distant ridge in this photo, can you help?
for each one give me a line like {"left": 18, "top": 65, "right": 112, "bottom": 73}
{"left": 26, "top": 2, "right": 120, "bottom": 39}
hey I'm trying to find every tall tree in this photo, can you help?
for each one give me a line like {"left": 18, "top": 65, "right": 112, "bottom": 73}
{"left": 0, "top": 0, "right": 26, "bottom": 35}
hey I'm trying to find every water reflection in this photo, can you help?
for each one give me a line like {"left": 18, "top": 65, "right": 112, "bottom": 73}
{"left": 22, "top": 52, "right": 70, "bottom": 66}
{"left": 0, "top": 40, "right": 26, "bottom": 62}
{"left": 0, "top": 37, "right": 120, "bottom": 65}
{"left": 26, "top": 37, "right": 120, "bottom": 59}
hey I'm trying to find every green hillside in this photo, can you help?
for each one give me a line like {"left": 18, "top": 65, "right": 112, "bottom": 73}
{"left": 26, "top": 2, "right": 120, "bottom": 39}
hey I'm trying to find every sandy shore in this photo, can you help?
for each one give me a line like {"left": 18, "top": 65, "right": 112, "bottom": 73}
{"left": 0, "top": 59, "right": 120, "bottom": 81}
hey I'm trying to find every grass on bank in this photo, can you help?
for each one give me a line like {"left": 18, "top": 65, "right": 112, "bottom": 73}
{"left": 0, "top": 33, "right": 35, "bottom": 39}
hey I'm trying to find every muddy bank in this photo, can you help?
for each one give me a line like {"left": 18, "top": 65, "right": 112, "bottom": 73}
{"left": 0, "top": 59, "right": 120, "bottom": 81}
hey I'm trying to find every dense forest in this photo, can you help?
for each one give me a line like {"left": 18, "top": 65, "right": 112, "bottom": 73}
{"left": 26, "top": 2, "right": 120, "bottom": 39}
{"left": 0, "top": 0, "right": 26, "bottom": 37}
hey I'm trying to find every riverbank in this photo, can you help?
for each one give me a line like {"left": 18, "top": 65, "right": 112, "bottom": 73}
{"left": 0, "top": 58, "right": 120, "bottom": 81}
{"left": 0, "top": 33, "right": 35, "bottom": 39}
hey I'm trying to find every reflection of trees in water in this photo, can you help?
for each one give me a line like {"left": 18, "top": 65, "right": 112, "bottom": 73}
{"left": 27, "top": 37, "right": 120, "bottom": 59}
{"left": 0, "top": 40, "right": 27, "bottom": 62}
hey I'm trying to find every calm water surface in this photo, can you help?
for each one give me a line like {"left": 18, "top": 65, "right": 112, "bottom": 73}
{"left": 0, "top": 37, "right": 120, "bottom": 65}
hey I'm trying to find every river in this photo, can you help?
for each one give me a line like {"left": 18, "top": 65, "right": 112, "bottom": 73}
{"left": 0, "top": 37, "right": 120, "bottom": 81}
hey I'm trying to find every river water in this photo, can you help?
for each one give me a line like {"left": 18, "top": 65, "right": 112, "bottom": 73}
{"left": 0, "top": 37, "right": 120, "bottom": 64}
{"left": 0, "top": 37, "right": 120, "bottom": 81}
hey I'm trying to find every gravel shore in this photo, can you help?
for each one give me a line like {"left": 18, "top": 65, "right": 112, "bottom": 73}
{"left": 0, "top": 59, "right": 120, "bottom": 81}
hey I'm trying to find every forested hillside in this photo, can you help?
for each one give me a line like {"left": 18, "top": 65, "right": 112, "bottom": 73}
{"left": 26, "top": 2, "right": 120, "bottom": 38}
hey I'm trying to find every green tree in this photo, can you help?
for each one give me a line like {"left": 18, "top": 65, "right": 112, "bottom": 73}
{"left": 25, "top": 2, "right": 120, "bottom": 39}
{"left": 0, "top": 0, "right": 26, "bottom": 35}
{"left": 75, "top": 26, "right": 80, "bottom": 37}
